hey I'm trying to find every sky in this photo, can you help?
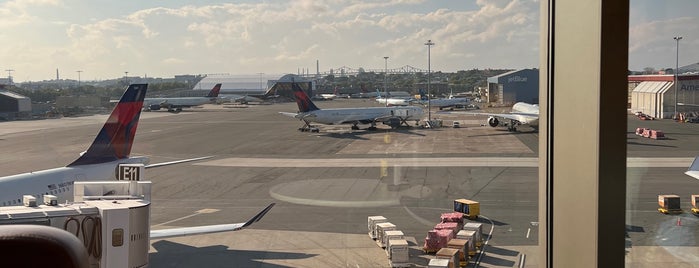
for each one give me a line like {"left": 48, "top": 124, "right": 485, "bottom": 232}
{"left": 0, "top": 0, "right": 696, "bottom": 82}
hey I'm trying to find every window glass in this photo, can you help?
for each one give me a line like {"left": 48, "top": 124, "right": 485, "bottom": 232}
{"left": 627, "top": 0, "right": 699, "bottom": 266}
{"left": 0, "top": 1, "right": 541, "bottom": 267}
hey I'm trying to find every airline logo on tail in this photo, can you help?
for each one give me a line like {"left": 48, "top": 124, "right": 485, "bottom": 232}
{"left": 291, "top": 82, "right": 319, "bottom": 112}
{"left": 68, "top": 84, "right": 148, "bottom": 166}
{"left": 206, "top": 83, "right": 222, "bottom": 98}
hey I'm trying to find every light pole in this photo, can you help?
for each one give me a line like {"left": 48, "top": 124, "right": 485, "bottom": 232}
{"left": 425, "top": 40, "right": 434, "bottom": 122}
{"left": 76, "top": 70, "right": 82, "bottom": 86}
{"left": 674, "top": 36, "right": 682, "bottom": 120}
{"left": 5, "top": 69, "right": 14, "bottom": 85}
{"left": 384, "top": 56, "right": 389, "bottom": 107}
{"left": 124, "top": 71, "right": 129, "bottom": 84}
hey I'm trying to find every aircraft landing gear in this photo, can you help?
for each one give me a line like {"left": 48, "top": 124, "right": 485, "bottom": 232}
{"left": 298, "top": 120, "right": 320, "bottom": 133}
{"left": 508, "top": 119, "right": 518, "bottom": 132}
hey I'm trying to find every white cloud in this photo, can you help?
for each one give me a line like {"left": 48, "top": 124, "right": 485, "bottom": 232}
{"left": 2, "top": 0, "right": 545, "bottom": 81}
{"left": 629, "top": 16, "right": 699, "bottom": 70}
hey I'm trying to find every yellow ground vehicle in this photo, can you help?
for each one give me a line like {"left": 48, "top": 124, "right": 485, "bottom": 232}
{"left": 454, "top": 199, "right": 479, "bottom": 220}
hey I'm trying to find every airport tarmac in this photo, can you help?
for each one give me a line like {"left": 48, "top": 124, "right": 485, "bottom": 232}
{"left": 2, "top": 99, "right": 699, "bottom": 267}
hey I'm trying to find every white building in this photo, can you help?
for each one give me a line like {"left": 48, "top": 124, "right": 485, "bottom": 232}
{"left": 629, "top": 74, "right": 699, "bottom": 119}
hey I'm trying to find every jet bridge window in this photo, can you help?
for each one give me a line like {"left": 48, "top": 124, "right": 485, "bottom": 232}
{"left": 112, "top": 228, "right": 124, "bottom": 247}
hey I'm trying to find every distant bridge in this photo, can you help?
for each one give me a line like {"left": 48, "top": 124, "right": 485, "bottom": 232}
{"left": 299, "top": 65, "right": 432, "bottom": 77}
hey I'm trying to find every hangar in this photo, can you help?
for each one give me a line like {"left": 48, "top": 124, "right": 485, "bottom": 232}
{"left": 486, "top": 69, "right": 539, "bottom": 105}
{"left": 194, "top": 74, "right": 284, "bottom": 95}
{"left": 0, "top": 90, "right": 31, "bottom": 120}
{"left": 629, "top": 74, "right": 699, "bottom": 119}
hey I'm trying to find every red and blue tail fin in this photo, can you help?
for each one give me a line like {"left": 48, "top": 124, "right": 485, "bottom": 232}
{"left": 206, "top": 83, "right": 222, "bottom": 97}
{"left": 291, "top": 82, "right": 320, "bottom": 112}
{"left": 67, "top": 84, "right": 148, "bottom": 166}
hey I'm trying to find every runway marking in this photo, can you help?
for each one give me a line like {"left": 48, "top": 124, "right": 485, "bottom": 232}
{"left": 526, "top": 227, "right": 531, "bottom": 239}
{"left": 195, "top": 157, "right": 694, "bottom": 168}
{"left": 152, "top": 208, "right": 220, "bottom": 227}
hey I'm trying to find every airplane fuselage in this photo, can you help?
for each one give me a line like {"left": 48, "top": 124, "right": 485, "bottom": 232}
{"left": 0, "top": 157, "right": 148, "bottom": 207}
{"left": 376, "top": 98, "right": 413, "bottom": 106}
{"left": 300, "top": 106, "right": 424, "bottom": 125}
{"left": 144, "top": 97, "right": 216, "bottom": 109}
{"left": 426, "top": 98, "right": 470, "bottom": 108}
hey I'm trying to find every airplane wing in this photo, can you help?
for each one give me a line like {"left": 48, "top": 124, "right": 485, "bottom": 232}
{"left": 279, "top": 112, "right": 299, "bottom": 118}
{"left": 685, "top": 156, "right": 699, "bottom": 180}
{"left": 145, "top": 156, "right": 215, "bottom": 169}
{"left": 150, "top": 203, "right": 275, "bottom": 239}
{"left": 279, "top": 112, "right": 317, "bottom": 120}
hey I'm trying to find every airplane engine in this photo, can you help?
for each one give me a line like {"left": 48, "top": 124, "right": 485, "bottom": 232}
{"left": 149, "top": 104, "right": 161, "bottom": 111}
{"left": 488, "top": 117, "right": 499, "bottom": 127}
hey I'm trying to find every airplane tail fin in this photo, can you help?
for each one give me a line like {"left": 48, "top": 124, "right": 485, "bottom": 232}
{"left": 206, "top": 83, "right": 222, "bottom": 97}
{"left": 685, "top": 156, "right": 699, "bottom": 180}
{"left": 290, "top": 82, "right": 320, "bottom": 112}
{"left": 67, "top": 84, "right": 148, "bottom": 166}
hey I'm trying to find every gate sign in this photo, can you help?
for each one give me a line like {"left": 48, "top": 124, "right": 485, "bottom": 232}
{"left": 117, "top": 164, "right": 144, "bottom": 181}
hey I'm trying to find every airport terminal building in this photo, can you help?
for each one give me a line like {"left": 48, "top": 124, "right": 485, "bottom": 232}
{"left": 485, "top": 69, "right": 539, "bottom": 105}
{"left": 629, "top": 74, "right": 699, "bottom": 119}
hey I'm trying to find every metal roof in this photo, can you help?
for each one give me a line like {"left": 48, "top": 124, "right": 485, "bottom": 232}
{"left": 632, "top": 81, "right": 673, "bottom": 94}
{"left": 0, "top": 91, "right": 29, "bottom": 100}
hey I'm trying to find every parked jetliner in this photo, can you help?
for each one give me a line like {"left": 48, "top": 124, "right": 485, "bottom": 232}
{"left": 376, "top": 96, "right": 413, "bottom": 106}
{"left": 144, "top": 83, "right": 221, "bottom": 113}
{"left": 375, "top": 89, "right": 414, "bottom": 106}
{"left": 280, "top": 82, "right": 424, "bottom": 132}
{"left": 417, "top": 89, "right": 471, "bottom": 110}
{"left": 0, "top": 84, "right": 273, "bottom": 236}
{"left": 685, "top": 156, "right": 699, "bottom": 180}
{"left": 482, "top": 102, "right": 539, "bottom": 131}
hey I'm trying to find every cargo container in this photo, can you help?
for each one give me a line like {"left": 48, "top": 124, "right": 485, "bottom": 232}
{"left": 456, "top": 230, "right": 477, "bottom": 256}
{"left": 446, "top": 238, "right": 469, "bottom": 266}
{"left": 441, "top": 212, "right": 464, "bottom": 229}
{"left": 436, "top": 248, "right": 459, "bottom": 268}
{"left": 435, "top": 222, "right": 459, "bottom": 236}
{"left": 376, "top": 222, "right": 397, "bottom": 246}
{"left": 428, "top": 258, "right": 450, "bottom": 268}
{"left": 691, "top": 195, "right": 699, "bottom": 215}
{"left": 387, "top": 239, "right": 411, "bottom": 267}
{"left": 383, "top": 230, "right": 405, "bottom": 249}
{"left": 463, "top": 222, "right": 483, "bottom": 248}
{"left": 658, "top": 195, "right": 682, "bottom": 214}
{"left": 368, "top": 216, "right": 388, "bottom": 239}
{"left": 454, "top": 199, "right": 479, "bottom": 219}
{"left": 424, "top": 229, "right": 453, "bottom": 253}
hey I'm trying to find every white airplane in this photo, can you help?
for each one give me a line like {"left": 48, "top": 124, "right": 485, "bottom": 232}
{"left": 481, "top": 102, "right": 539, "bottom": 131}
{"left": 685, "top": 156, "right": 699, "bottom": 180}
{"left": 417, "top": 90, "right": 472, "bottom": 110}
{"left": 144, "top": 83, "right": 221, "bottom": 113}
{"left": 375, "top": 90, "right": 414, "bottom": 106}
{"left": 444, "top": 102, "right": 539, "bottom": 132}
{"left": 312, "top": 87, "right": 340, "bottom": 101}
{"left": 376, "top": 96, "right": 413, "bottom": 106}
{"left": 221, "top": 94, "right": 264, "bottom": 104}
{"left": 280, "top": 82, "right": 424, "bottom": 132}
{"left": 0, "top": 83, "right": 274, "bottom": 237}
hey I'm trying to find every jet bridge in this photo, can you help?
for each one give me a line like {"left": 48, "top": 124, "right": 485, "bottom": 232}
{"left": 0, "top": 164, "right": 152, "bottom": 268}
